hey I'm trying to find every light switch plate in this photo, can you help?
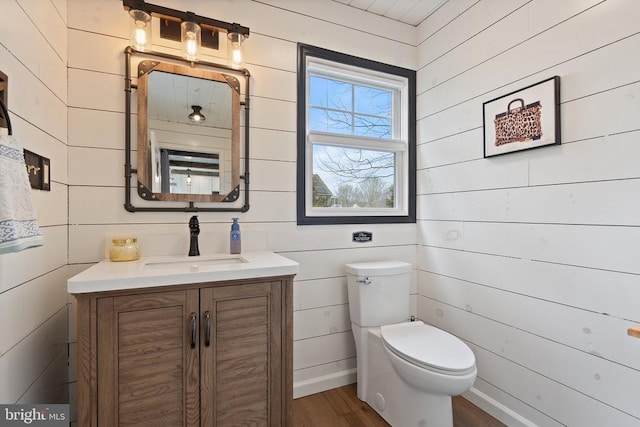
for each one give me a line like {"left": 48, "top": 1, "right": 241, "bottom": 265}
{"left": 23, "top": 149, "right": 51, "bottom": 191}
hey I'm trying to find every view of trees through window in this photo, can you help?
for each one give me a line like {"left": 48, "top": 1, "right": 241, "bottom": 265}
{"left": 312, "top": 145, "right": 395, "bottom": 208}
{"left": 309, "top": 75, "right": 396, "bottom": 209}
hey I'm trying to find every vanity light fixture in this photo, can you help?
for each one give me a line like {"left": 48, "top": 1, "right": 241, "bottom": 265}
{"left": 188, "top": 105, "right": 206, "bottom": 124}
{"left": 186, "top": 169, "right": 192, "bottom": 186}
{"left": 122, "top": 0, "right": 250, "bottom": 65}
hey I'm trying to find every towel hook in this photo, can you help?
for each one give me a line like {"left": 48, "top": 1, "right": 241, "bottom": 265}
{"left": 0, "top": 97, "right": 12, "bottom": 136}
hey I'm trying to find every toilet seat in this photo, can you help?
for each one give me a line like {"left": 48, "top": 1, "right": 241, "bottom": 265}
{"left": 381, "top": 321, "right": 475, "bottom": 376}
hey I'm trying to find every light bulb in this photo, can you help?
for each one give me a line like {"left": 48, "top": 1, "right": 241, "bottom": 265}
{"left": 232, "top": 47, "right": 242, "bottom": 66}
{"left": 135, "top": 27, "right": 147, "bottom": 47}
{"left": 185, "top": 34, "right": 198, "bottom": 57}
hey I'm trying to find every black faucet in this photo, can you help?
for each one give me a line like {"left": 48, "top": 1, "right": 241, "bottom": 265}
{"left": 188, "top": 215, "right": 200, "bottom": 256}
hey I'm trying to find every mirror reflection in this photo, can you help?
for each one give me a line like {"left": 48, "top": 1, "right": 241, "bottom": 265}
{"left": 137, "top": 61, "right": 240, "bottom": 202}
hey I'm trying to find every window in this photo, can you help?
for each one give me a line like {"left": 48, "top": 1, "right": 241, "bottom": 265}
{"left": 297, "top": 44, "right": 416, "bottom": 225}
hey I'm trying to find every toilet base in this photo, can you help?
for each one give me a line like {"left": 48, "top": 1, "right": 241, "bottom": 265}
{"left": 363, "top": 328, "right": 455, "bottom": 427}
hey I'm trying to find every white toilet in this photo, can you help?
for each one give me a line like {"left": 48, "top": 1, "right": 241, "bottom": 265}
{"left": 345, "top": 261, "right": 477, "bottom": 427}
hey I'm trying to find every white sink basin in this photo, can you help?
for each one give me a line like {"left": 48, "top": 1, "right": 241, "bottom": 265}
{"left": 68, "top": 251, "right": 299, "bottom": 294}
{"left": 141, "top": 254, "right": 247, "bottom": 272}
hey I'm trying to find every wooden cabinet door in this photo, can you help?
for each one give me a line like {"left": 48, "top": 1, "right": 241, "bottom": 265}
{"left": 200, "top": 282, "right": 283, "bottom": 426}
{"left": 96, "top": 289, "right": 200, "bottom": 426}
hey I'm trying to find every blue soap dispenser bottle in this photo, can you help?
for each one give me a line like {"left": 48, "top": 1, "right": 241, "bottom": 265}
{"left": 230, "top": 217, "right": 241, "bottom": 254}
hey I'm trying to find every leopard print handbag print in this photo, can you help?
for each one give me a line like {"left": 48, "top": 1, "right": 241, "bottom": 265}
{"left": 494, "top": 98, "right": 542, "bottom": 146}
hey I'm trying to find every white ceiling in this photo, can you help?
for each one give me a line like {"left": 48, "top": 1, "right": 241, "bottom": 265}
{"left": 332, "top": 0, "right": 448, "bottom": 26}
{"left": 147, "top": 71, "right": 232, "bottom": 130}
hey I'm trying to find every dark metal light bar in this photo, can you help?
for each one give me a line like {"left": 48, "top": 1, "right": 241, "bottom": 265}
{"left": 122, "top": 0, "right": 250, "bottom": 37}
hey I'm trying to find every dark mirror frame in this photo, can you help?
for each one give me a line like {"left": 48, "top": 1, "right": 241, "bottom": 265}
{"left": 124, "top": 47, "right": 250, "bottom": 212}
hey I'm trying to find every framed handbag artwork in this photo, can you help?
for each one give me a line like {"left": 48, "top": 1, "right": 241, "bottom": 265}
{"left": 483, "top": 76, "right": 561, "bottom": 157}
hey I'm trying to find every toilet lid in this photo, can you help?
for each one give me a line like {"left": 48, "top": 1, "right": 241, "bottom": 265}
{"left": 345, "top": 261, "right": 411, "bottom": 276}
{"left": 381, "top": 322, "right": 475, "bottom": 373}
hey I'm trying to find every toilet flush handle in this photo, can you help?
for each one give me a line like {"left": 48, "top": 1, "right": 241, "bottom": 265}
{"left": 357, "top": 277, "right": 372, "bottom": 285}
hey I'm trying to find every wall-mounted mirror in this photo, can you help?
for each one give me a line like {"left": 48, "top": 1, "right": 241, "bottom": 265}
{"left": 124, "top": 48, "right": 250, "bottom": 212}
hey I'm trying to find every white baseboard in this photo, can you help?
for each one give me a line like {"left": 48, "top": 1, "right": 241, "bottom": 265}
{"left": 462, "top": 387, "right": 537, "bottom": 427}
{"left": 293, "top": 368, "right": 357, "bottom": 399}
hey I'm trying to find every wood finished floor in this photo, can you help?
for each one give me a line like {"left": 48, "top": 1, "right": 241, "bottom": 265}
{"left": 293, "top": 383, "right": 506, "bottom": 427}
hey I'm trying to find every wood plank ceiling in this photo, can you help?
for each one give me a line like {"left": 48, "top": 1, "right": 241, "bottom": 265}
{"left": 147, "top": 71, "right": 232, "bottom": 130}
{"left": 332, "top": 0, "right": 447, "bottom": 26}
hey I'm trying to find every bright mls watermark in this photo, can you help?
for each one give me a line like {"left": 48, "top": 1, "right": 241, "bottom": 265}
{"left": 0, "top": 405, "right": 68, "bottom": 426}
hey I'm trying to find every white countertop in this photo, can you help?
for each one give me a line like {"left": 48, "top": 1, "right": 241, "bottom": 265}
{"left": 68, "top": 251, "right": 299, "bottom": 294}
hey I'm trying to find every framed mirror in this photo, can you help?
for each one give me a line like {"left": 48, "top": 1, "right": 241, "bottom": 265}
{"left": 124, "top": 48, "right": 250, "bottom": 212}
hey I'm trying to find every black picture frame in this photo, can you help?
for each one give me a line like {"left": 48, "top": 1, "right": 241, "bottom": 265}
{"left": 483, "top": 76, "right": 561, "bottom": 158}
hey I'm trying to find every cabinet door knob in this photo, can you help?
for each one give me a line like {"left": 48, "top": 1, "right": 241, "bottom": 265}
{"left": 204, "top": 311, "right": 211, "bottom": 347}
{"left": 190, "top": 312, "right": 197, "bottom": 349}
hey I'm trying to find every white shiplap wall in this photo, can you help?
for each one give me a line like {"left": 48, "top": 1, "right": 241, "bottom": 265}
{"left": 65, "top": 0, "right": 418, "bottom": 412}
{"left": 0, "top": 0, "right": 69, "bottom": 405}
{"left": 416, "top": 1, "right": 640, "bottom": 426}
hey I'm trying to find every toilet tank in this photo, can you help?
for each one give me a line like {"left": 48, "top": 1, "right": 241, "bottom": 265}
{"left": 345, "top": 261, "right": 411, "bottom": 327}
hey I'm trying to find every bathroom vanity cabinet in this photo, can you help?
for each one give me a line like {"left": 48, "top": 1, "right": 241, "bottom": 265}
{"left": 74, "top": 275, "right": 294, "bottom": 426}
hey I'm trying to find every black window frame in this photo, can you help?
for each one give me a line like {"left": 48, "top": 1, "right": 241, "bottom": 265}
{"left": 296, "top": 43, "right": 416, "bottom": 225}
